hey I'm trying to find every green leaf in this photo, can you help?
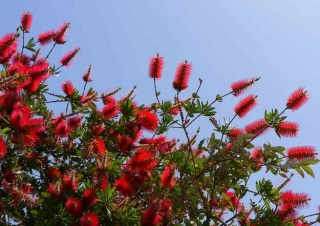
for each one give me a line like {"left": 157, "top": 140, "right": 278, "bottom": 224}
{"left": 301, "top": 165, "right": 315, "bottom": 177}
{"left": 295, "top": 167, "right": 304, "bottom": 178}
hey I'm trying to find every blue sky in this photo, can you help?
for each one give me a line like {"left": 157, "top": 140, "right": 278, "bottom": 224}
{"left": 3, "top": 0, "right": 320, "bottom": 219}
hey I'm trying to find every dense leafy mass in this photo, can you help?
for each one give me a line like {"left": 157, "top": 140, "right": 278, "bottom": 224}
{"left": 0, "top": 12, "right": 319, "bottom": 226}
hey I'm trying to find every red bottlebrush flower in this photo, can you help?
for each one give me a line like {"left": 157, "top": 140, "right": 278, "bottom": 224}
{"left": 60, "top": 47, "right": 80, "bottom": 67}
{"left": 27, "top": 59, "right": 50, "bottom": 80}
{"left": 287, "top": 146, "right": 316, "bottom": 161}
{"left": 114, "top": 174, "right": 135, "bottom": 196}
{"left": 38, "top": 30, "right": 55, "bottom": 45}
{"left": 102, "top": 103, "right": 120, "bottom": 120}
{"left": 83, "top": 65, "right": 92, "bottom": 82}
{"left": 250, "top": 147, "right": 263, "bottom": 168}
{"left": 276, "top": 121, "right": 299, "bottom": 137}
{"left": 65, "top": 197, "right": 84, "bottom": 217}
{"left": 91, "top": 138, "right": 105, "bottom": 155}
{"left": 149, "top": 54, "right": 164, "bottom": 79}
{"left": 92, "top": 124, "right": 105, "bottom": 135}
{"left": 53, "top": 22, "right": 69, "bottom": 44}
{"left": 82, "top": 188, "right": 99, "bottom": 206}
{"left": 0, "top": 33, "right": 18, "bottom": 63}
{"left": 47, "top": 182, "right": 62, "bottom": 199}
{"left": 67, "top": 116, "right": 83, "bottom": 129}
{"left": 55, "top": 119, "right": 70, "bottom": 137}
{"left": 228, "top": 128, "right": 244, "bottom": 141}
{"left": 21, "top": 12, "right": 32, "bottom": 31}
{"left": 280, "top": 190, "right": 309, "bottom": 208}
{"left": 63, "top": 172, "right": 78, "bottom": 191}
{"left": 62, "top": 81, "right": 74, "bottom": 96}
{"left": 130, "top": 148, "right": 157, "bottom": 172}
{"left": 117, "top": 135, "right": 133, "bottom": 153}
{"left": 245, "top": 119, "right": 269, "bottom": 136}
{"left": 160, "top": 199, "right": 172, "bottom": 215}
{"left": 234, "top": 94, "right": 257, "bottom": 117}
{"left": 160, "top": 164, "right": 176, "bottom": 188}
{"left": 80, "top": 212, "right": 100, "bottom": 226}
{"left": 286, "top": 88, "right": 309, "bottom": 111}
{"left": 139, "top": 135, "right": 167, "bottom": 145}
{"left": 102, "top": 95, "right": 117, "bottom": 105}
{"left": 141, "top": 203, "right": 162, "bottom": 226}
{"left": 137, "top": 109, "right": 158, "bottom": 131}
{"left": 48, "top": 168, "right": 63, "bottom": 181}
{"left": 172, "top": 61, "right": 191, "bottom": 91}
{"left": 0, "top": 137, "right": 7, "bottom": 159}
{"left": 231, "top": 77, "right": 259, "bottom": 96}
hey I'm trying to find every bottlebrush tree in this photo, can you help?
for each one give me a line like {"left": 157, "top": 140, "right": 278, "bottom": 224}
{"left": 0, "top": 12, "right": 319, "bottom": 226}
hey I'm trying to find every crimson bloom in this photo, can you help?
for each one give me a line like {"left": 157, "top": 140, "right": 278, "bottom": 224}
{"left": 65, "top": 197, "right": 84, "bottom": 217}
{"left": 114, "top": 174, "right": 135, "bottom": 196}
{"left": 149, "top": 54, "right": 164, "bottom": 79}
{"left": 60, "top": 48, "right": 80, "bottom": 67}
{"left": 276, "top": 121, "right": 299, "bottom": 137}
{"left": 80, "top": 212, "right": 100, "bottom": 226}
{"left": 245, "top": 119, "right": 269, "bottom": 136}
{"left": 280, "top": 190, "right": 310, "bottom": 208}
{"left": 38, "top": 30, "right": 55, "bottom": 45}
{"left": 0, "top": 137, "right": 7, "bottom": 159}
{"left": 141, "top": 203, "right": 162, "bottom": 226}
{"left": 0, "top": 33, "right": 18, "bottom": 63}
{"left": 160, "top": 164, "right": 175, "bottom": 188}
{"left": 83, "top": 65, "right": 92, "bottom": 82}
{"left": 286, "top": 88, "right": 309, "bottom": 111}
{"left": 53, "top": 22, "right": 69, "bottom": 44}
{"left": 172, "top": 61, "right": 191, "bottom": 91}
{"left": 136, "top": 109, "right": 158, "bottom": 131}
{"left": 231, "top": 77, "right": 259, "bottom": 96}
{"left": 62, "top": 81, "right": 74, "bottom": 96}
{"left": 21, "top": 12, "right": 32, "bottom": 31}
{"left": 287, "top": 146, "right": 316, "bottom": 161}
{"left": 234, "top": 94, "right": 257, "bottom": 117}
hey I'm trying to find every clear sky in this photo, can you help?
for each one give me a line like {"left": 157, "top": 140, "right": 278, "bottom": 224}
{"left": 2, "top": 0, "right": 320, "bottom": 219}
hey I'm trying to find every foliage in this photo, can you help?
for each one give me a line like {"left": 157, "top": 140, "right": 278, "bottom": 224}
{"left": 0, "top": 12, "right": 319, "bottom": 226}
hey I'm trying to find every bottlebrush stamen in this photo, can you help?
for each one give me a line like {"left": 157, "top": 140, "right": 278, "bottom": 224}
{"left": 234, "top": 94, "right": 257, "bottom": 117}
{"left": 173, "top": 61, "right": 191, "bottom": 91}
{"left": 286, "top": 88, "right": 309, "bottom": 111}
{"left": 149, "top": 53, "right": 164, "bottom": 79}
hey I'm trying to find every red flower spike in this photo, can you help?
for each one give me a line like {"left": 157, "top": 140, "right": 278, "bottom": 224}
{"left": 117, "top": 135, "right": 133, "bottom": 153}
{"left": 173, "top": 61, "right": 191, "bottom": 91}
{"left": 53, "top": 22, "right": 69, "bottom": 44}
{"left": 48, "top": 168, "right": 63, "bottom": 181}
{"left": 280, "top": 190, "right": 310, "bottom": 208}
{"left": 80, "top": 212, "right": 100, "bottom": 226}
{"left": 67, "top": 116, "right": 83, "bottom": 129}
{"left": 114, "top": 174, "right": 135, "bottom": 196}
{"left": 286, "top": 88, "right": 309, "bottom": 111}
{"left": 160, "top": 164, "right": 176, "bottom": 188}
{"left": 130, "top": 148, "right": 157, "bottom": 172}
{"left": 38, "top": 30, "right": 55, "bottom": 45}
{"left": 102, "top": 103, "right": 120, "bottom": 120}
{"left": 82, "top": 188, "right": 99, "bottom": 206}
{"left": 0, "top": 137, "right": 7, "bottom": 159}
{"left": 83, "top": 65, "right": 92, "bottom": 82}
{"left": 250, "top": 147, "right": 263, "bottom": 168}
{"left": 287, "top": 146, "right": 316, "bottom": 161}
{"left": 234, "top": 94, "right": 257, "bottom": 117}
{"left": 231, "top": 77, "right": 259, "bottom": 96}
{"left": 62, "top": 81, "right": 74, "bottom": 96}
{"left": 137, "top": 109, "right": 158, "bottom": 132}
{"left": 142, "top": 203, "right": 162, "bottom": 226}
{"left": 60, "top": 47, "right": 80, "bottom": 67}
{"left": 0, "top": 33, "right": 18, "bottom": 63}
{"left": 54, "top": 119, "right": 70, "bottom": 137}
{"left": 47, "top": 183, "right": 62, "bottom": 199}
{"left": 228, "top": 128, "right": 244, "bottom": 141}
{"left": 276, "top": 121, "right": 299, "bottom": 137}
{"left": 21, "top": 12, "right": 32, "bottom": 31}
{"left": 91, "top": 138, "right": 106, "bottom": 155}
{"left": 245, "top": 119, "right": 269, "bottom": 136}
{"left": 149, "top": 54, "right": 164, "bottom": 79}
{"left": 65, "top": 197, "right": 84, "bottom": 217}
